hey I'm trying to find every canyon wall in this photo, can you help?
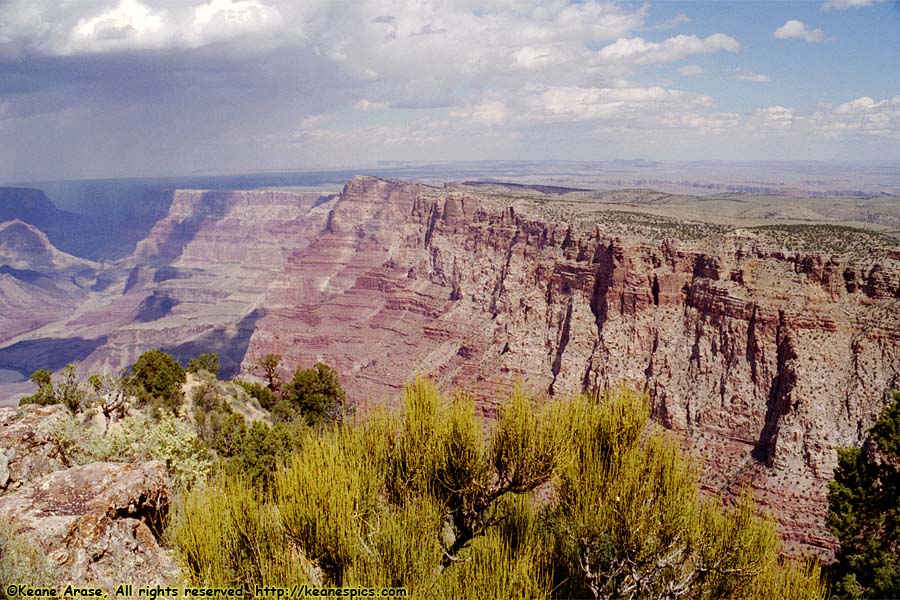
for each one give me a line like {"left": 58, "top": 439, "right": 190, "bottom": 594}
{"left": 0, "top": 220, "right": 100, "bottom": 345}
{"left": 0, "top": 189, "right": 332, "bottom": 384}
{"left": 2, "top": 176, "right": 898, "bottom": 556}
{"left": 246, "top": 177, "right": 900, "bottom": 555}
{"left": 80, "top": 189, "right": 335, "bottom": 377}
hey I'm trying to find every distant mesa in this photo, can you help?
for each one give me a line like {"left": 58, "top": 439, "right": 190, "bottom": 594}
{"left": 0, "top": 220, "right": 52, "bottom": 262}
{"left": 0, "top": 187, "right": 177, "bottom": 261}
{"left": 461, "top": 181, "right": 593, "bottom": 194}
{"left": 0, "top": 188, "right": 101, "bottom": 259}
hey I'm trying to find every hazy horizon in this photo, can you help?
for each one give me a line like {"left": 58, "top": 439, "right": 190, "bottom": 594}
{"left": 2, "top": 0, "right": 899, "bottom": 181}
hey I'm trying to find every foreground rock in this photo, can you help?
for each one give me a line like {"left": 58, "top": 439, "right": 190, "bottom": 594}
{"left": 0, "top": 405, "right": 71, "bottom": 491}
{"left": 0, "top": 460, "right": 178, "bottom": 585}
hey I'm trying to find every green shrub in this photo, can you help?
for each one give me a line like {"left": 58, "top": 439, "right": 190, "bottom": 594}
{"left": 191, "top": 381, "right": 238, "bottom": 450}
{"left": 282, "top": 363, "right": 347, "bottom": 426}
{"left": 234, "top": 379, "right": 279, "bottom": 411}
{"left": 129, "top": 349, "right": 186, "bottom": 415}
{"left": 19, "top": 364, "right": 87, "bottom": 414}
{"left": 827, "top": 391, "right": 900, "bottom": 599}
{"left": 224, "top": 420, "right": 302, "bottom": 491}
{"left": 18, "top": 369, "right": 55, "bottom": 407}
{"left": 51, "top": 412, "right": 212, "bottom": 489}
{"left": 187, "top": 353, "right": 221, "bottom": 377}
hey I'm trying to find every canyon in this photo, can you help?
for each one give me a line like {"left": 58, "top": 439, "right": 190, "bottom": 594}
{"left": 1, "top": 176, "right": 900, "bottom": 557}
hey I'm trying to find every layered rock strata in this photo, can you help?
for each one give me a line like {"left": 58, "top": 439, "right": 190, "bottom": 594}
{"left": 246, "top": 177, "right": 900, "bottom": 556}
{"left": 2, "top": 177, "right": 898, "bottom": 557}
{"left": 0, "top": 190, "right": 333, "bottom": 381}
{"left": 0, "top": 220, "right": 100, "bottom": 343}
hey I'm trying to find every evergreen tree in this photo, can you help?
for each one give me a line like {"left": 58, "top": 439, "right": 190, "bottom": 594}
{"left": 827, "top": 391, "right": 900, "bottom": 599}
{"left": 281, "top": 363, "right": 346, "bottom": 426}
{"left": 254, "top": 353, "right": 283, "bottom": 391}
{"left": 129, "top": 348, "right": 186, "bottom": 415}
{"left": 19, "top": 369, "right": 56, "bottom": 406}
{"left": 19, "top": 364, "right": 86, "bottom": 414}
{"left": 187, "top": 353, "right": 221, "bottom": 377}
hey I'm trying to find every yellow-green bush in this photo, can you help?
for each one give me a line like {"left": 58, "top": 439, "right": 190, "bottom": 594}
{"left": 550, "top": 389, "right": 823, "bottom": 599}
{"left": 167, "top": 477, "right": 311, "bottom": 586}
{"left": 168, "top": 382, "right": 825, "bottom": 599}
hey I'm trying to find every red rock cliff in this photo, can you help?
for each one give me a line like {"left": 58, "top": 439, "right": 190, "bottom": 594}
{"left": 246, "top": 176, "right": 900, "bottom": 556}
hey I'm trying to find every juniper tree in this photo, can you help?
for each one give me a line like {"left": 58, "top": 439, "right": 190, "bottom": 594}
{"left": 827, "top": 391, "right": 900, "bottom": 599}
{"left": 129, "top": 348, "right": 186, "bottom": 415}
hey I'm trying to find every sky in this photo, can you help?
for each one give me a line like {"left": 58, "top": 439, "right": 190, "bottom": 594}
{"left": 0, "top": 0, "right": 898, "bottom": 181}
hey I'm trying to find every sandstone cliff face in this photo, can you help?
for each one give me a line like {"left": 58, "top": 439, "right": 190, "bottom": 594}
{"left": 246, "top": 177, "right": 900, "bottom": 555}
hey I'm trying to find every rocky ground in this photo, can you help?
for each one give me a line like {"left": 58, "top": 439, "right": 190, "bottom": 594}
{"left": 0, "top": 404, "right": 179, "bottom": 585}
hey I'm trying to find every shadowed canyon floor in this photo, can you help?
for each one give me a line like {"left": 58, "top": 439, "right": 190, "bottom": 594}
{"left": 2, "top": 176, "right": 900, "bottom": 558}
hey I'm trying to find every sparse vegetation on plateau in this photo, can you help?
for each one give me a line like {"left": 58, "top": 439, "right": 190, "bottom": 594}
{"left": 588, "top": 210, "right": 730, "bottom": 241}
{"left": 750, "top": 224, "right": 898, "bottom": 256}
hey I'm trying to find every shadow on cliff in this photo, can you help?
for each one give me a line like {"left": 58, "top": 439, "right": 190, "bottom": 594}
{"left": 164, "top": 308, "right": 266, "bottom": 379}
{"left": 752, "top": 315, "right": 797, "bottom": 466}
{"left": 0, "top": 336, "right": 109, "bottom": 376}
{"left": 140, "top": 191, "right": 234, "bottom": 267}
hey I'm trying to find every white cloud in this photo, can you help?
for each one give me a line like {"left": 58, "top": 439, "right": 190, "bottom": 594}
{"left": 295, "top": 81, "right": 746, "bottom": 157}
{"left": 734, "top": 71, "right": 771, "bottom": 82}
{"left": 649, "top": 14, "right": 691, "bottom": 31}
{"left": 750, "top": 106, "right": 796, "bottom": 129}
{"left": 739, "top": 97, "right": 900, "bottom": 142}
{"left": 450, "top": 99, "right": 509, "bottom": 126}
{"left": 657, "top": 111, "right": 740, "bottom": 132}
{"left": 189, "top": 0, "right": 283, "bottom": 44}
{"left": 512, "top": 45, "right": 575, "bottom": 69}
{"left": 833, "top": 96, "right": 889, "bottom": 114}
{"left": 5, "top": 0, "right": 899, "bottom": 177}
{"left": 818, "top": 96, "right": 900, "bottom": 138}
{"left": 355, "top": 99, "right": 388, "bottom": 111}
{"left": 62, "top": 0, "right": 168, "bottom": 54}
{"left": 315, "top": 0, "right": 646, "bottom": 86}
{"left": 35, "top": 0, "right": 285, "bottom": 55}
{"left": 823, "top": 0, "right": 883, "bottom": 9}
{"left": 531, "top": 85, "right": 714, "bottom": 122}
{"left": 773, "top": 20, "right": 826, "bottom": 43}
{"left": 595, "top": 33, "right": 740, "bottom": 65}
